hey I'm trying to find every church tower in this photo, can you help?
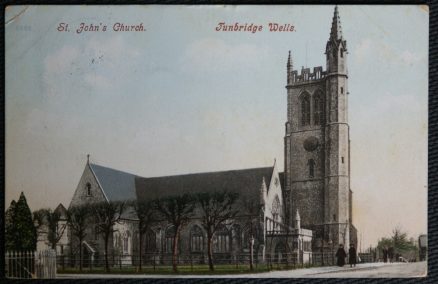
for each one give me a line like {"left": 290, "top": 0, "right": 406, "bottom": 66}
{"left": 284, "top": 6, "right": 355, "bottom": 249}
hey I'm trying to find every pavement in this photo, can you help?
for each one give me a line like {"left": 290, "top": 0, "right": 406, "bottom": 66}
{"left": 57, "top": 261, "right": 427, "bottom": 279}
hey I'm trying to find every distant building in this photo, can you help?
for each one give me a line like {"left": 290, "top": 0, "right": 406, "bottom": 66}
{"left": 418, "top": 234, "right": 427, "bottom": 261}
{"left": 35, "top": 203, "right": 69, "bottom": 256}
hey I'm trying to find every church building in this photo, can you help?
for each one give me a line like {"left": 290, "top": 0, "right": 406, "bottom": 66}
{"left": 67, "top": 6, "right": 356, "bottom": 267}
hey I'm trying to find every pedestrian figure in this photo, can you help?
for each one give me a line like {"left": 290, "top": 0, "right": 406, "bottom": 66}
{"left": 349, "top": 243, "right": 357, "bottom": 267}
{"left": 336, "top": 244, "right": 347, "bottom": 267}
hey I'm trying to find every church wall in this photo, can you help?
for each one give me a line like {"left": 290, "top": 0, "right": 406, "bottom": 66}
{"left": 285, "top": 81, "right": 326, "bottom": 228}
{"left": 69, "top": 164, "right": 107, "bottom": 208}
{"left": 264, "top": 165, "right": 283, "bottom": 224}
{"left": 292, "top": 181, "right": 324, "bottom": 227}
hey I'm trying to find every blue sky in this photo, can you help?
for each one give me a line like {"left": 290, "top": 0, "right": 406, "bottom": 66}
{"left": 5, "top": 5, "right": 428, "bottom": 248}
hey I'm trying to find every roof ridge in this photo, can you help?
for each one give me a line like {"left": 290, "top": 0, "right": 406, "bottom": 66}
{"left": 90, "top": 163, "right": 139, "bottom": 177}
{"left": 137, "top": 166, "right": 274, "bottom": 180}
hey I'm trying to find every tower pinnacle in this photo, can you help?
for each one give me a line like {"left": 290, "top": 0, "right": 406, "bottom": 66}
{"left": 330, "top": 5, "right": 343, "bottom": 41}
{"left": 287, "top": 50, "right": 292, "bottom": 70}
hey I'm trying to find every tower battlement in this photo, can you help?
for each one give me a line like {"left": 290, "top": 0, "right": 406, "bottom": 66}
{"left": 287, "top": 66, "right": 326, "bottom": 85}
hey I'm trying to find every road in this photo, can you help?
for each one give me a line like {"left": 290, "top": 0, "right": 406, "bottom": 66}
{"left": 57, "top": 261, "right": 427, "bottom": 279}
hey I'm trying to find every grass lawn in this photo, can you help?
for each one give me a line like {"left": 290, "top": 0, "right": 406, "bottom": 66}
{"left": 58, "top": 263, "right": 313, "bottom": 275}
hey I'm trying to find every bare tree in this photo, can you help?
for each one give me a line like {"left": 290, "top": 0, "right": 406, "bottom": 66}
{"left": 67, "top": 205, "right": 89, "bottom": 271}
{"left": 130, "top": 199, "right": 156, "bottom": 271}
{"left": 240, "top": 197, "right": 262, "bottom": 271}
{"left": 196, "top": 191, "right": 239, "bottom": 271}
{"left": 91, "top": 201, "right": 125, "bottom": 272}
{"left": 43, "top": 209, "right": 67, "bottom": 250}
{"left": 33, "top": 209, "right": 46, "bottom": 240}
{"left": 154, "top": 194, "right": 195, "bottom": 272}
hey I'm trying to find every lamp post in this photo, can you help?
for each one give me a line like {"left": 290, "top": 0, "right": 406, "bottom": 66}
{"left": 328, "top": 239, "right": 333, "bottom": 265}
{"left": 250, "top": 236, "right": 255, "bottom": 271}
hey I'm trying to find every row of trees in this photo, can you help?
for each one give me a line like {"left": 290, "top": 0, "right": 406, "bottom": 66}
{"left": 64, "top": 191, "right": 244, "bottom": 273}
{"left": 6, "top": 190, "right": 255, "bottom": 273}
{"left": 376, "top": 226, "right": 419, "bottom": 261}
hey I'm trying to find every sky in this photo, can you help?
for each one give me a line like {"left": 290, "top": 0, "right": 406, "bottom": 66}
{"left": 5, "top": 5, "right": 428, "bottom": 249}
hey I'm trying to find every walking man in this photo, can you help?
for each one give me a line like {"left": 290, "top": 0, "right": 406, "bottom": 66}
{"left": 349, "top": 243, "right": 357, "bottom": 267}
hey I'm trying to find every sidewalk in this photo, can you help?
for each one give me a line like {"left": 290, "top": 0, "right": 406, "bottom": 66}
{"left": 57, "top": 262, "right": 393, "bottom": 278}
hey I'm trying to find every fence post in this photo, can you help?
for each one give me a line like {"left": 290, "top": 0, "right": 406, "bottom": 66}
{"left": 62, "top": 255, "right": 65, "bottom": 271}
{"left": 89, "top": 254, "right": 92, "bottom": 272}
{"left": 153, "top": 254, "right": 156, "bottom": 272}
{"left": 13, "top": 251, "right": 16, "bottom": 278}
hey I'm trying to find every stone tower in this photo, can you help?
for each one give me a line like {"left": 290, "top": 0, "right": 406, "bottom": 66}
{"left": 284, "top": 6, "right": 354, "bottom": 249}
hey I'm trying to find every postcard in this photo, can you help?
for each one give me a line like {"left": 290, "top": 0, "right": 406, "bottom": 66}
{"left": 4, "top": 5, "right": 428, "bottom": 278}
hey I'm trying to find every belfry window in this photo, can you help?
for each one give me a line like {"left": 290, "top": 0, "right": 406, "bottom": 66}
{"left": 313, "top": 94, "right": 323, "bottom": 125}
{"left": 301, "top": 94, "right": 311, "bottom": 126}
{"left": 308, "top": 159, "right": 315, "bottom": 178}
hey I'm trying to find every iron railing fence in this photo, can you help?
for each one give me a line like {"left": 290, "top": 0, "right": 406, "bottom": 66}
{"left": 5, "top": 249, "right": 56, "bottom": 279}
{"left": 57, "top": 252, "right": 324, "bottom": 272}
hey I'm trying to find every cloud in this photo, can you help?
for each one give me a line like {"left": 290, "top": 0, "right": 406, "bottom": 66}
{"left": 84, "top": 74, "right": 111, "bottom": 90}
{"left": 43, "top": 35, "right": 142, "bottom": 97}
{"left": 183, "top": 38, "right": 270, "bottom": 72}
{"left": 354, "top": 38, "right": 372, "bottom": 63}
{"left": 44, "top": 45, "right": 79, "bottom": 75}
{"left": 400, "top": 50, "right": 424, "bottom": 65}
{"left": 43, "top": 46, "right": 79, "bottom": 97}
{"left": 353, "top": 38, "right": 425, "bottom": 66}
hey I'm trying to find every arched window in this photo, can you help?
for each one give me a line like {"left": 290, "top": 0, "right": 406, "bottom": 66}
{"left": 308, "top": 159, "right": 315, "bottom": 178}
{"left": 114, "top": 232, "right": 120, "bottom": 249}
{"left": 214, "top": 226, "right": 230, "bottom": 253}
{"left": 86, "top": 182, "right": 92, "bottom": 196}
{"left": 313, "top": 93, "right": 323, "bottom": 125}
{"left": 123, "top": 231, "right": 130, "bottom": 254}
{"left": 144, "top": 229, "right": 156, "bottom": 253}
{"left": 241, "top": 223, "right": 251, "bottom": 249}
{"left": 190, "top": 225, "right": 204, "bottom": 252}
{"left": 301, "top": 94, "right": 311, "bottom": 126}
{"left": 165, "top": 226, "right": 175, "bottom": 253}
{"left": 272, "top": 195, "right": 281, "bottom": 224}
{"left": 340, "top": 48, "right": 344, "bottom": 58}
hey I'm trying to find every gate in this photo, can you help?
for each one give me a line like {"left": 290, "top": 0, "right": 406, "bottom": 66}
{"left": 5, "top": 249, "right": 57, "bottom": 279}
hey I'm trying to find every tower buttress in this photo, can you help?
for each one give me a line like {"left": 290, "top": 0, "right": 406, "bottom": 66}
{"left": 324, "top": 5, "right": 351, "bottom": 247}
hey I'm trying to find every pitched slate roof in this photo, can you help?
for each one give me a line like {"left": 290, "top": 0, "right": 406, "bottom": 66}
{"left": 135, "top": 167, "right": 274, "bottom": 202}
{"left": 89, "top": 163, "right": 137, "bottom": 202}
